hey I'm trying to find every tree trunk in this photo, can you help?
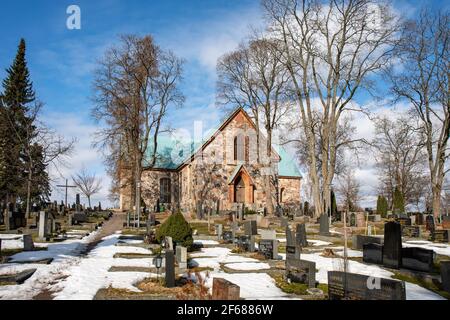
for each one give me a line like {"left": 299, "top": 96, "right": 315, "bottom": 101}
{"left": 25, "top": 168, "right": 32, "bottom": 219}
{"left": 265, "top": 128, "right": 274, "bottom": 215}
{"left": 88, "top": 196, "right": 91, "bottom": 209}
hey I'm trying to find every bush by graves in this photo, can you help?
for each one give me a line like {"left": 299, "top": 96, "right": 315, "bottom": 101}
{"left": 156, "top": 211, "right": 193, "bottom": 249}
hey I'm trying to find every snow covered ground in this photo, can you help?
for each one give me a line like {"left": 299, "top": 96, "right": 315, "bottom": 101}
{"left": 1, "top": 230, "right": 448, "bottom": 300}
{"left": 53, "top": 233, "right": 154, "bottom": 300}
{"left": 0, "top": 230, "right": 100, "bottom": 300}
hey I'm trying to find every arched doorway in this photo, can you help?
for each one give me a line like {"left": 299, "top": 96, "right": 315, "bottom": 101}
{"left": 234, "top": 175, "right": 246, "bottom": 203}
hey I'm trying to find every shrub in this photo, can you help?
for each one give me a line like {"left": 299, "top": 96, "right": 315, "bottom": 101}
{"left": 156, "top": 211, "right": 193, "bottom": 248}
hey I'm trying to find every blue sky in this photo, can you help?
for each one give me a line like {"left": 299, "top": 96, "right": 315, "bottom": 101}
{"left": 0, "top": 0, "right": 447, "bottom": 207}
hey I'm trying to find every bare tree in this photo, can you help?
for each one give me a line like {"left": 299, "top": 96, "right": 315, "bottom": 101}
{"left": 388, "top": 10, "right": 449, "bottom": 218}
{"left": 371, "top": 115, "right": 427, "bottom": 210}
{"left": 92, "top": 35, "right": 184, "bottom": 222}
{"left": 3, "top": 100, "right": 75, "bottom": 218}
{"left": 72, "top": 166, "right": 102, "bottom": 208}
{"left": 217, "top": 37, "right": 293, "bottom": 214}
{"left": 337, "top": 168, "right": 361, "bottom": 212}
{"left": 262, "top": 0, "right": 401, "bottom": 217}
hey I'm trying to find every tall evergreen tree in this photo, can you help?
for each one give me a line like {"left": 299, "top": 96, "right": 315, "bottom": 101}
{"left": 393, "top": 187, "right": 406, "bottom": 214}
{"left": 0, "top": 39, "right": 36, "bottom": 209}
{"left": 376, "top": 195, "right": 388, "bottom": 217}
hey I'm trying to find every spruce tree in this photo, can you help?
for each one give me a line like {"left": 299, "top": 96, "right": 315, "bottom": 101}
{"left": 376, "top": 195, "right": 388, "bottom": 217}
{"left": 0, "top": 39, "right": 37, "bottom": 209}
{"left": 393, "top": 187, "right": 405, "bottom": 214}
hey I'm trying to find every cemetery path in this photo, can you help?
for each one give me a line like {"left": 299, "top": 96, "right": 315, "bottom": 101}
{"left": 82, "top": 211, "right": 125, "bottom": 254}
{"left": 32, "top": 211, "right": 125, "bottom": 300}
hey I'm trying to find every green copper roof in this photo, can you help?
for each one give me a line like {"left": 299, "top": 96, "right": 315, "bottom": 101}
{"left": 144, "top": 133, "right": 302, "bottom": 178}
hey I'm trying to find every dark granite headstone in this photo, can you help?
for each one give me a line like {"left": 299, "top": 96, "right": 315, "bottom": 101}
{"left": 401, "top": 225, "right": 421, "bottom": 238}
{"left": 319, "top": 214, "right": 329, "bottom": 235}
{"left": 296, "top": 223, "right": 308, "bottom": 247}
{"left": 352, "top": 235, "right": 382, "bottom": 250}
{"left": 383, "top": 221, "right": 402, "bottom": 269}
{"left": 223, "top": 231, "right": 233, "bottom": 243}
{"left": 286, "top": 258, "right": 316, "bottom": 288}
{"left": 244, "top": 220, "right": 257, "bottom": 236}
{"left": 363, "top": 243, "right": 383, "bottom": 265}
{"left": 259, "top": 239, "right": 278, "bottom": 260}
{"left": 415, "top": 213, "right": 424, "bottom": 225}
{"left": 23, "top": 234, "right": 34, "bottom": 251}
{"left": 401, "top": 247, "right": 435, "bottom": 272}
{"left": 237, "top": 235, "right": 251, "bottom": 252}
{"left": 440, "top": 261, "right": 450, "bottom": 293}
{"left": 73, "top": 212, "right": 87, "bottom": 224}
{"left": 430, "top": 230, "right": 449, "bottom": 243}
{"left": 426, "top": 215, "right": 435, "bottom": 232}
{"left": 327, "top": 271, "right": 406, "bottom": 300}
{"left": 286, "top": 245, "right": 301, "bottom": 260}
{"left": 165, "top": 250, "right": 175, "bottom": 288}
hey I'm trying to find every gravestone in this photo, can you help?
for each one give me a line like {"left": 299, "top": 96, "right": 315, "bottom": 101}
{"left": 356, "top": 213, "right": 366, "bottom": 228}
{"left": 430, "top": 230, "right": 449, "bottom": 243}
{"left": 231, "top": 221, "right": 238, "bottom": 240}
{"left": 73, "top": 212, "right": 87, "bottom": 224}
{"left": 67, "top": 213, "right": 73, "bottom": 226}
{"left": 296, "top": 223, "right": 308, "bottom": 247}
{"left": 319, "top": 214, "right": 329, "bottom": 235}
{"left": 215, "top": 224, "right": 223, "bottom": 240}
{"left": 212, "top": 278, "right": 240, "bottom": 300}
{"left": 352, "top": 235, "right": 382, "bottom": 250}
{"left": 441, "top": 261, "right": 450, "bottom": 293}
{"left": 286, "top": 258, "right": 316, "bottom": 288}
{"left": 426, "top": 215, "right": 435, "bottom": 232}
{"left": 401, "top": 247, "right": 434, "bottom": 272}
{"left": 244, "top": 220, "right": 257, "bottom": 236}
{"left": 176, "top": 246, "right": 187, "bottom": 271}
{"left": 76, "top": 194, "right": 81, "bottom": 211}
{"left": 397, "top": 216, "right": 411, "bottom": 226}
{"left": 401, "top": 225, "right": 421, "bottom": 238}
{"left": 165, "top": 250, "right": 175, "bottom": 288}
{"left": 415, "top": 213, "right": 424, "bottom": 225}
{"left": 223, "top": 231, "right": 233, "bottom": 243}
{"left": 259, "top": 239, "right": 278, "bottom": 260}
{"left": 363, "top": 243, "right": 383, "bottom": 265}
{"left": 38, "top": 211, "right": 48, "bottom": 240}
{"left": 327, "top": 271, "right": 406, "bottom": 300}
{"left": 259, "top": 229, "right": 276, "bottom": 240}
{"left": 410, "top": 215, "right": 416, "bottom": 226}
{"left": 286, "top": 245, "right": 301, "bottom": 260}
{"left": 23, "top": 234, "right": 34, "bottom": 251}
{"left": 237, "top": 235, "right": 252, "bottom": 252}
{"left": 383, "top": 221, "right": 402, "bottom": 269}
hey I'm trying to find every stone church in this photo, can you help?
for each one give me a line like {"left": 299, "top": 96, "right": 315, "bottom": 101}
{"left": 119, "top": 108, "right": 302, "bottom": 214}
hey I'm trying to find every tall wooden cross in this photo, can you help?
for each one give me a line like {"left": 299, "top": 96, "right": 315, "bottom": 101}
{"left": 56, "top": 179, "right": 77, "bottom": 208}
